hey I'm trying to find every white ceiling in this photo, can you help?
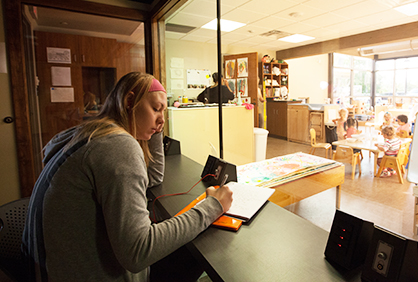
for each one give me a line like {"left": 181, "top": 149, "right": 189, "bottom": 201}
{"left": 165, "top": 0, "right": 418, "bottom": 51}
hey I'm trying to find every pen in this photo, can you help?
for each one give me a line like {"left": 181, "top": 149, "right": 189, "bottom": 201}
{"left": 219, "top": 174, "right": 228, "bottom": 189}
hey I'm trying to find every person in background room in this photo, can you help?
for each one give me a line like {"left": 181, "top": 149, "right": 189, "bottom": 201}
{"left": 380, "top": 111, "right": 394, "bottom": 129}
{"left": 375, "top": 125, "right": 401, "bottom": 177}
{"left": 257, "top": 76, "right": 265, "bottom": 128}
{"left": 197, "top": 72, "right": 235, "bottom": 104}
{"left": 396, "top": 114, "right": 411, "bottom": 137}
{"left": 333, "top": 108, "right": 348, "bottom": 141}
{"left": 23, "top": 72, "right": 233, "bottom": 282}
{"left": 83, "top": 91, "right": 99, "bottom": 112}
{"left": 345, "top": 117, "right": 363, "bottom": 157}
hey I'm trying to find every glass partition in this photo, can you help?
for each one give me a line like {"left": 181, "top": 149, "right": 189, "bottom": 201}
{"left": 22, "top": 4, "right": 145, "bottom": 173}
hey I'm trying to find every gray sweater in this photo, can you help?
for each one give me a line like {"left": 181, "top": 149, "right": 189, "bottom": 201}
{"left": 23, "top": 128, "right": 223, "bottom": 281}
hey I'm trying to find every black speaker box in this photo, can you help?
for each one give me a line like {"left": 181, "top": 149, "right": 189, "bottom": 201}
{"left": 324, "top": 209, "right": 374, "bottom": 270}
{"left": 201, "top": 155, "right": 237, "bottom": 186}
{"left": 163, "top": 136, "right": 181, "bottom": 156}
{"left": 361, "top": 226, "right": 418, "bottom": 282}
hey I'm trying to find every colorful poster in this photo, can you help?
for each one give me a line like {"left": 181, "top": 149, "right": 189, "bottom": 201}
{"left": 225, "top": 60, "right": 235, "bottom": 79}
{"left": 237, "top": 152, "right": 337, "bottom": 187}
{"left": 227, "top": 79, "right": 236, "bottom": 96}
{"left": 237, "top": 78, "right": 248, "bottom": 97}
{"left": 237, "top": 58, "right": 248, "bottom": 77}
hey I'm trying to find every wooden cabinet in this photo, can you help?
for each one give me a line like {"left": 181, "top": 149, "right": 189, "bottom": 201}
{"left": 36, "top": 31, "right": 117, "bottom": 67}
{"left": 267, "top": 99, "right": 301, "bottom": 139}
{"left": 261, "top": 62, "right": 289, "bottom": 98}
{"left": 287, "top": 105, "right": 310, "bottom": 144}
{"left": 78, "top": 35, "right": 116, "bottom": 67}
{"left": 310, "top": 112, "right": 325, "bottom": 143}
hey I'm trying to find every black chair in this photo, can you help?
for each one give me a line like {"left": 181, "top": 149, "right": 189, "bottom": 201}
{"left": 0, "top": 198, "right": 30, "bottom": 282}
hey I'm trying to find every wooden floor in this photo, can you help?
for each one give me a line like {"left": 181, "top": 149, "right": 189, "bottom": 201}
{"left": 266, "top": 137, "right": 417, "bottom": 240}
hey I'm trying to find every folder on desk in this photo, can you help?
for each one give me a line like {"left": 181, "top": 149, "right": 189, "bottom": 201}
{"left": 175, "top": 182, "right": 274, "bottom": 231}
{"left": 175, "top": 190, "right": 243, "bottom": 231}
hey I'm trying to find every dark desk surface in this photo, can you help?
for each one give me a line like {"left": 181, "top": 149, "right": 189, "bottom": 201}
{"left": 148, "top": 154, "right": 361, "bottom": 282}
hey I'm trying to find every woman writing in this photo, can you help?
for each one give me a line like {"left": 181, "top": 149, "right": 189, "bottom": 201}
{"left": 23, "top": 72, "right": 233, "bottom": 282}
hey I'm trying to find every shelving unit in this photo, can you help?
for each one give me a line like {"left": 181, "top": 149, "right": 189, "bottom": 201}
{"left": 261, "top": 62, "right": 289, "bottom": 98}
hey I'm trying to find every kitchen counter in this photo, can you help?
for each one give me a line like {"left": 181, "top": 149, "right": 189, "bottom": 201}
{"left": 167, "top": 106, "right": 254, "bottom": 166}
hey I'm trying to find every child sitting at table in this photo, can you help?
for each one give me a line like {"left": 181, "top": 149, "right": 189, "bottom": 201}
{"left": 345, "top": 117, "right": 362, "bottom": 138}
{"left": 375, "top": 125, "right": 401, "bottom": 177}
{"left": 380, "top": 112, "right": 394, "bottom": 129}
{"left": 333, "top": 108, "right": 348, "bottom": 141}
{"left": 345, "top": 117, "right": 363, "bottom": 156}
{"left": 396, "top": 114, "right": 411, "bottom": 137}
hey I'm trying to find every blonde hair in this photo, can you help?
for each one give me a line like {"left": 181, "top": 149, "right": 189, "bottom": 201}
{"left": 339, "top": 108, "right": 348, "bottom": 120}
{"left": 65, "top": 72, "right": 155, "bottom": 165}
{"left": 381, "top": 125, "right": 395, "bottom": 137}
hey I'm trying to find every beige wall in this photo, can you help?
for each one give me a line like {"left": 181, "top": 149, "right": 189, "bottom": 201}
{"left": 286, "top": 54, "right": 329, "bottom": 104}
{"left": 165, "top": 38, "right": 277, "bottom": 101}
{"left": 0, "top": 0, "right": 21, "bottom": 205}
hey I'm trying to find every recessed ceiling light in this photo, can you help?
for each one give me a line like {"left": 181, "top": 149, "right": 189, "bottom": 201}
{"left": 279, "top": 34, "right": 315, "bottom": 43}
{"left": 394, "top": 2, "right": 418, "bottom": 16}
{"left": 202, "top": 19, "right": 246, "bottom": 32}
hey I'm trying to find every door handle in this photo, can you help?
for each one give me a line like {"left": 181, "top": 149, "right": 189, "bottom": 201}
{"left": 3, "top": 116, "right": 14, "bottom": 123}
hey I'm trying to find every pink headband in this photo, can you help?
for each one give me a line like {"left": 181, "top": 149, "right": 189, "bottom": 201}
{"left": 149, "top": 78, "right": 166, "bottom": 93}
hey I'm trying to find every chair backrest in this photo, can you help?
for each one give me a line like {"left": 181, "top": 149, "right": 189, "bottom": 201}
{"left": 398, "top": 130, "right": 410, "bottom": 138}
{"left": 332, "top": 145, "right": 355, "bottom": 164}
{"left": 397, "top": 141, "right": 412, "bottom": 165}
{"left": 310, "top": 128, "right": 316, "bottom": 146}
{"left": 0, "top": 198, "right": 30, "bottom": 281}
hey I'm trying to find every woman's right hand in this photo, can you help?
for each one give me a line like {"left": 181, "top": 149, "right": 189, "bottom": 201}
{"left": 206, "top": 185, "right": 233, "bottom": 213}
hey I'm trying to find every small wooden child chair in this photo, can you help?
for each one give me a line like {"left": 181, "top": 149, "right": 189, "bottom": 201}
{"left": 332, "top": 145, "right": 361, "bottom": 179}
{"left": 309, "top": 128, "right": 332, "bottom": 159}
{"left": 376, "top": 141, "right": 412, "bottom": 184}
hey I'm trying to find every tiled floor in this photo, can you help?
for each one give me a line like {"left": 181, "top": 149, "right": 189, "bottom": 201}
{"left": 266, "top": 137, "right": 417, "bottom": 240}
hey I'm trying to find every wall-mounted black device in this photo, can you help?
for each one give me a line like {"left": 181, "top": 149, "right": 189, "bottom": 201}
{"left": 201, "top": 155, "right": 237, "bottom": 186}
{"left": 361, "top": 226, "right": 418, "bottom": 282}
{"left": 324, "top": 209, "right": 374, "bottom": 270}
{"left": 163, "top": 136, "right": 181, "bottom": 156}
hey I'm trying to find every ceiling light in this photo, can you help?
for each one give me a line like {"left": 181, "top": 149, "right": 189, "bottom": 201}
{"left": 358, "top": 39, "right": 418, "bottom": 56}
{"left": 202, "top": 19, "right": 246, "bottom": 32}
{"left": 394, "top": 2, "right": 418, "bottom": 16}
{"left": 279, "top": 34, "right": 314, "bottom": 43}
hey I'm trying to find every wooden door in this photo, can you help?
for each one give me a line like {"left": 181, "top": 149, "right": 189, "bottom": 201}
{"left": 287, "top": 108, "right": 298, "bottom": 140}
{"left": 299, "top": 108, "right": 310, "bottom": 143}
{"left": 267, "top": 101, "right": 277, "bottom": 135}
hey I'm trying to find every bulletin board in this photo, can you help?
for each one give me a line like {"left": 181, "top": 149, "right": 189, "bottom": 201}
{"left": 223, "top": 52, "right": 258, "bottom": 126}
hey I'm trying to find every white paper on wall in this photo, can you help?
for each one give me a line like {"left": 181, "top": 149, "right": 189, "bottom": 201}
{"left": 171, "top": 68, "right": 184, "bottom": 79}
{"left": 51, "top": 66, "right": 72, "bottom": 86}
{"left": 171, "top": 80, "right": 183, "bottom": 90}
{"left": 47, "top": 47, "right": 71, "bottom": 64}
{"left": 50, "top": 87, "right": 74, "bottom": 102}
{"left": 171, "top": 58, "right": 184, "bottom": 68}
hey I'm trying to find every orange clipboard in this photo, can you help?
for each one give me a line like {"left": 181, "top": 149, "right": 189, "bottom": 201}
{"left": 175, "top": 188, "right": 242, "bottom": 232}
